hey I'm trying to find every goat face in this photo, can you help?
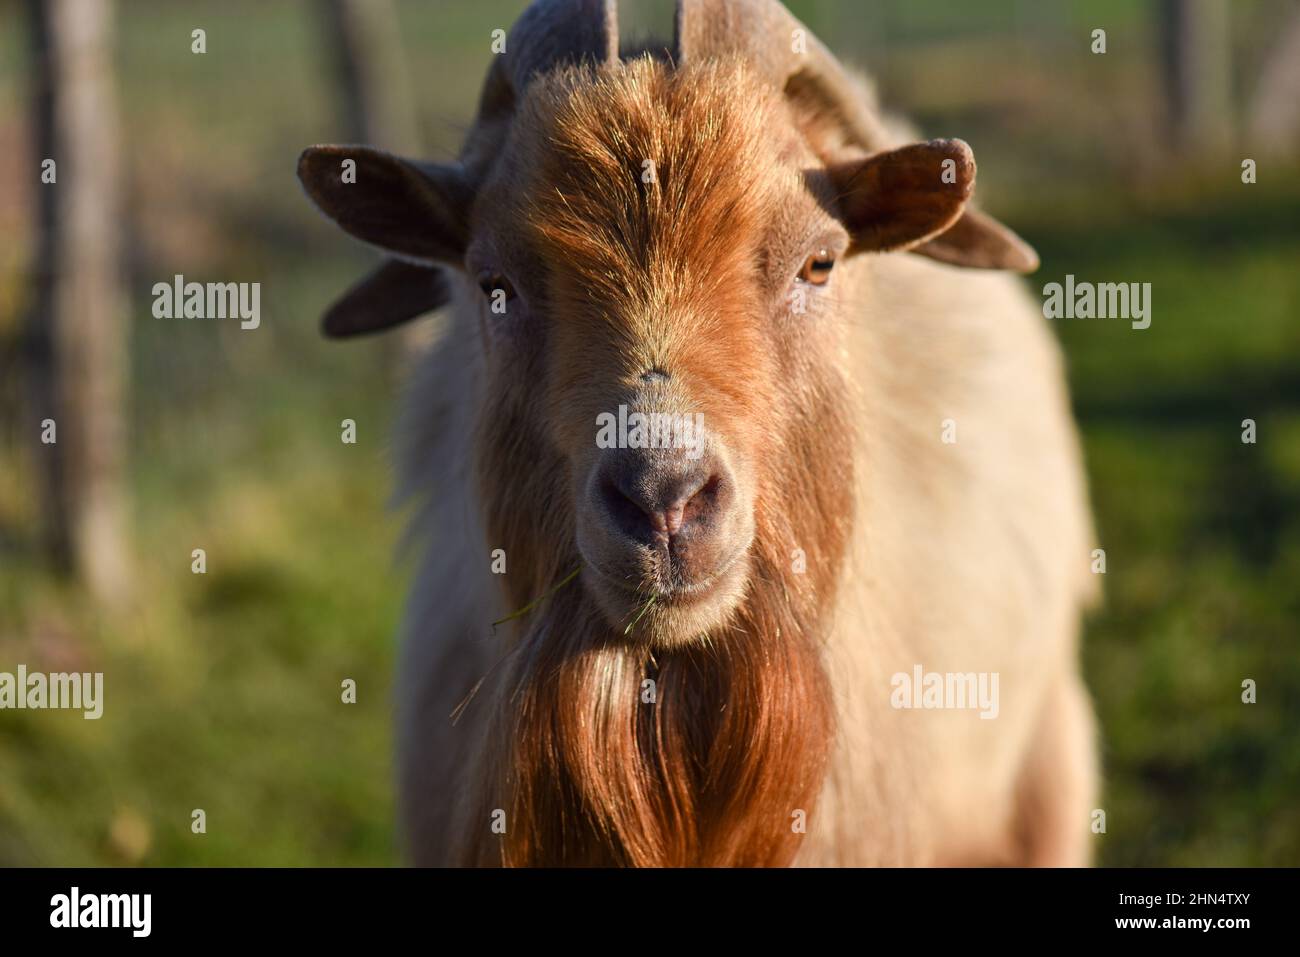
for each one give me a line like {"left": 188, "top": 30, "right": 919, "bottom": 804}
{"left": 471, "top": 59, "right": 852, "bottom": 645}
{"left": 298, "top": 54, "right": 1003, "bottom": 647}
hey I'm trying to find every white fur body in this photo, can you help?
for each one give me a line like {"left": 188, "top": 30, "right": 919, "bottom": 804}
{"left": 393, "top": 251, "right": 1097, "bottom": 867}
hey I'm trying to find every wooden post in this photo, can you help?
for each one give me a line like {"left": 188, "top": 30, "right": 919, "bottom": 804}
{"left": 1248, "top": 7, "right": 1300, "bottom": 153}
{"left": 1158, "top": 0, "right": 1232, "bottom": 154}
{"left": 319, "top": 0, "right": 418, "bottom": 153}
{"left": 25, "top": 0, "right": 129, "bottom": 602}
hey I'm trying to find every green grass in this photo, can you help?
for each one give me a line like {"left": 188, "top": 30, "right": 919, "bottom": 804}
{"left": 0, "top": 393, "right": 406, "bottom": 865}
{"left": 1, "top": 0, "right": 1297, "bottom": 867}
{"left": 1050, "top": 190, "right": 1300, "bottom": 866}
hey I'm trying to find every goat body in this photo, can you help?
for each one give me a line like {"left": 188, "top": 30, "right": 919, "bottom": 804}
{"left": 298, "top": 0, "right": 1098, "bottom": 867}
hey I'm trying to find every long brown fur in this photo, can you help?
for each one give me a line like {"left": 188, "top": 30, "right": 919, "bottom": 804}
{"left": 345, "top": 10, "right": 1100, "bottom": 869}
{"left": 450, "top": 61, "right": 851, "bottom": 866}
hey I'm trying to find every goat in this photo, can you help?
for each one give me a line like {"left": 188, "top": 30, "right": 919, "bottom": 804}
{"left": 297, "top": 0, "right": 1099, "bottom": 867}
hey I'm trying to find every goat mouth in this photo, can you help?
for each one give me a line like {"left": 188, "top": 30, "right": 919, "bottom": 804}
{"left": 581, "top": 545, "right": 749, "bottom": 610}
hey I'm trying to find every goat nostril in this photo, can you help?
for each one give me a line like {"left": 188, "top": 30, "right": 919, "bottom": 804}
{"left": 596, "top": 461, "right": 725, "bottom": 547}
{"left": 680, "top": 473, "right": 721, "bottom": 528}
{"left": 599, "top": 472, "right": 650, "bottom": 536}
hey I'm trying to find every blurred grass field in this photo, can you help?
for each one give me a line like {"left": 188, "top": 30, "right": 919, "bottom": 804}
{"left": 0, "top": 0, "right": 1297, "bottom": 866}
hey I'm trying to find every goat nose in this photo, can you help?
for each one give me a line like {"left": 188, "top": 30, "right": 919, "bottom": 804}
{"left": 596, "top": 447, "right": 724, "bottom": 547}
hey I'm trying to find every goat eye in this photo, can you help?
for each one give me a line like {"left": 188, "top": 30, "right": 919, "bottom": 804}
{"left": 476, "top": 271, "right": 517, "bottom": 303}
{"left": 798, "top": 250, "right": 835, "bottom": 286}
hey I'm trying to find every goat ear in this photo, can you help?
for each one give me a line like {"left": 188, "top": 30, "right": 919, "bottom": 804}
{"left": 297, "top": 145, "right": 473, "bottom": 265}
{"left": 831, "top": 139, "right": 975, "bottom": 256}
{"left": 321, "top": 259, "right": 451, "bottom": 339}
{"left": 910, "top": 208, "right": 1040, "bottom": 273}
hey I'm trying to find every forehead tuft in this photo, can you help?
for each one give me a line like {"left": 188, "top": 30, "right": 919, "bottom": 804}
{"left": 512, "top": 57, "right": 793, "bottom": 304}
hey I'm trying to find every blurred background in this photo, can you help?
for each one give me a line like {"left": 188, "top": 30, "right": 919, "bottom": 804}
{"left": 0, "top": 0, "right": 1297, "bottom": 866}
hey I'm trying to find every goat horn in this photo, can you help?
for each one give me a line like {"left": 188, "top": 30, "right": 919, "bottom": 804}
{"left": 464, "top": 0, "right": 619, "bottom": 172}
{"left": 506, "top": 0, "right": 619, "bottom": 91}
{"left": 675, "top": 0, "right": 889, "bottom": 151}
